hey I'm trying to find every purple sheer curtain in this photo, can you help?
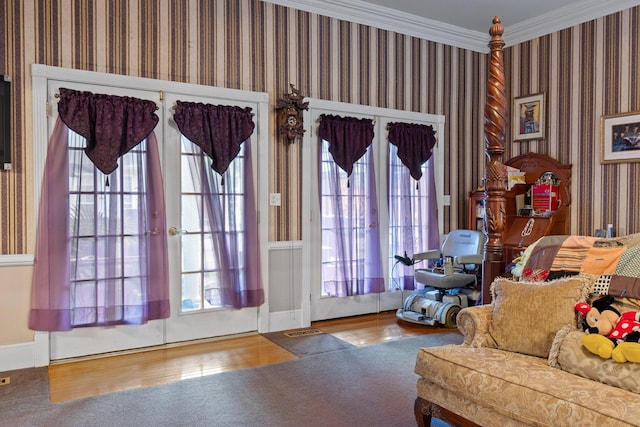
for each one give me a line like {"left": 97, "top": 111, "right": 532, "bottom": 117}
{"left": 29, "top": 120, "right": 72, "bottom": 330}
{"left": 387, "top": 122, "right": 439, "bottom": 290}
{"left": 173, "top": 102, "right": 264, "bottom": 308}
{"left": 30, "top": 89, "right": 169, "bottom": 331}
{"left": 317, "top": 115, "right": 384, "bottom": 296}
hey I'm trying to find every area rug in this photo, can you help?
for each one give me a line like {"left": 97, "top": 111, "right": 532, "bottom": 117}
{"left": 262, "top": 328, "right": 355, "bottom": 357}
{"left": 2, "top": 333, "right": 461, "bottom": 427}
{"left": 0, "top": 367, "right": 49, "bottom": 413}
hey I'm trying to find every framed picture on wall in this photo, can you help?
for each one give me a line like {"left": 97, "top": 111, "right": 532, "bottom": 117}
{"left": 601, "top": 112, "right": 640, "bottom": 163}
{"left": 513, "top": 93, "right": 545, "bottom": 141}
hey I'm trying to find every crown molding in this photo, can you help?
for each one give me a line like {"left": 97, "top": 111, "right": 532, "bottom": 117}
{"left": 262, "top": 0, "right": 489, "bottom": 52}
{"left": 506, "top": 0, "right": 640, "bottom": 46}
{"left": 262, "top": 0, "right": 640, "bottom": 53}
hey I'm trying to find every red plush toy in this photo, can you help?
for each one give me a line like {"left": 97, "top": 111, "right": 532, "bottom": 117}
{"left": 575, "top": 295, "right": 640, "bottom": 363}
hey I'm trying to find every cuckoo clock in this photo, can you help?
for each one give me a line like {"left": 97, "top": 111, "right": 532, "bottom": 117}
{"left": 276, "top": 84, "right": 308, "bottom": 144}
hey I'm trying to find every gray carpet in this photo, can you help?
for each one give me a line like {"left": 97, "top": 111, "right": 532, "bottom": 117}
{"left": 262, "top": 328, "right": 356, "bottom": 357}
{"left": 1, "top": 333, "right": 462, "bottom": 427}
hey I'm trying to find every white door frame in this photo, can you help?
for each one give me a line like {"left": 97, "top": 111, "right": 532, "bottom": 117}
{"left": 31, "top": 64, "right": 270, "bottom": 362}
{"left": 301, "top": 98, "right": 445, "bottom": 321}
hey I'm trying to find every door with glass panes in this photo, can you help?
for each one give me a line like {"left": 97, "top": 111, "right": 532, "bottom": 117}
{"left": 303, "top": 100, "right": 444, "bottom": 323}
{"left": 45, "top": 78, "right": 261, "bottom": 360}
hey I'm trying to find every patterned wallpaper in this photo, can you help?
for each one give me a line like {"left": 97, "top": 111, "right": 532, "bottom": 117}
{"left": 507, "top": 9, "right": 640, "bottom": 238}
{"left": 0, "top": 0, "right": 639, "bottom": 254}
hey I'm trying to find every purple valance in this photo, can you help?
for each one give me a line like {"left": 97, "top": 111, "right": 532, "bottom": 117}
{"left": 173, "top": 101, "right": 255, "bottom": 176}
{"left": 57, "top": 87, "right": 159, "bottom": 175}
{"left": 317, "top": 114, "right": 374, "bottom": 176}
{"left": 388, "top": 122, "right": 436, "bottom": 180}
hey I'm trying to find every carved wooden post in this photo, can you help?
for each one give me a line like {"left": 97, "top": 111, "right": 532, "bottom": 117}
{"left": 482, "top": 17, "right": 507, "bottom": 304}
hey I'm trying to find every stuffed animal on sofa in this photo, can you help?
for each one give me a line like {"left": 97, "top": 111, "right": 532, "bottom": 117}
{"left": 575, "top": 295, "right": 640, "bottom": 363}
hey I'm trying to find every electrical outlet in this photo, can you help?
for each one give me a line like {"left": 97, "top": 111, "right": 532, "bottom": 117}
{"left": 269, "top": 193, "right": 281, "bottom": 206}
{"left": 0, "top": 377, "right": 10, "bottom": 385}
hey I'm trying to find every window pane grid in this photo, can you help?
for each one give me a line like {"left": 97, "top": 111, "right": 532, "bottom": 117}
{"left": 180, "top": 136, "right": 246, "bottom": 312}
{"left": 68, "top": 130, "right": 148, "bottom": 325}
{"left": 388, "top": 144, "right": 434, "bottom": 290}
{"left": 320, "top": 139, "right": 372, "bottom": 296}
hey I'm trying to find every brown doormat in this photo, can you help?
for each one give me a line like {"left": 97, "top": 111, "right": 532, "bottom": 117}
{"left": 263, "top": 328, "right": 355, "bottom": 357}
{"left": 283, "top": 328, "right": 323, "bottom": 337}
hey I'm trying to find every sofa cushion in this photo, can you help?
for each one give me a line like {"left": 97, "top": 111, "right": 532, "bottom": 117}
{"left": 489, "top": 276, "right": 591, "bottom": 357}
{"left": 415, "top": 345, "right": 640, "bottom": 426}
{"left": 549, "top": 326, "right": 640, "bottom": 394}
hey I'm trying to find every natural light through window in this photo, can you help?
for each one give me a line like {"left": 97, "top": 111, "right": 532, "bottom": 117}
{"left": 320, "top": 139, "right": 373, "bottom": 297}
{"left": 68, "top": 130, "right": 149, "bottom": 326}
{"left": 179, "top": 136, "right": 246, "bottom": 312}
{"left": 388, "top": 144, "right": 436, "bottom": 290}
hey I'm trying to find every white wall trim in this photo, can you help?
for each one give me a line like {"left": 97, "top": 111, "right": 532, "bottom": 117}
{"left": 0, "top": 332, "right": 57, "bottom": 370}
{"left": 33, "top": 331, "right": 49, "bottom": 367}
{"left": 264, "top": 0, "right": 488, "bottom": 52}
{"left": 268, "top": 240, "right": 303, "bottom": 250}
{"left": 0, "top": 254, "right": 34, "bottom": 267}
{"left": 507, "top": 0, "right": 640, "bottom": 47}
{"left": 263, "top": 0, "right": 640, "bottom": 53}
{"left": 267, "top": 309, "right": 307, "bottom": 332}
{"left": 0, "top": 341, "right": 36, "bottom": 371}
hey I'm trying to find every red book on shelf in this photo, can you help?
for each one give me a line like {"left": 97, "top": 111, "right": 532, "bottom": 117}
{"left": 532, "top": 184, "right": 559, "bottom": 213}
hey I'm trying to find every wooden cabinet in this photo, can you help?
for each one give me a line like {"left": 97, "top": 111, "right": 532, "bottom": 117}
{"left": 502, "top": 215, "right": 567, "bottom": 264}
{"left": 468, "top": 153, "right": 571, "bottom": 265}
{"left": 501, "top": 153, "right": 572, "bottom": 264}
{"left": 468, "top": 190, "right": 486, "bottom": 232}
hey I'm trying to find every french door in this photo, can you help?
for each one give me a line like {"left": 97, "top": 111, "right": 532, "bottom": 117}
{"left": 305, "top": 106, "right": 402, "bottom": 321}
{"left": 162, "top": 92, "right": 258, "bottom": 343}
{"left": 42, "top": 77, "right": 264, "bottom": 360}
{"left": 302, "top": 100, "right": 445, "bottom": 322}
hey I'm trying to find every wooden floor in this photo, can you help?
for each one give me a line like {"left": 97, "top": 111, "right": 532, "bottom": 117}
{"left": 48, "top": 311, "right": 450, "bottom": 403}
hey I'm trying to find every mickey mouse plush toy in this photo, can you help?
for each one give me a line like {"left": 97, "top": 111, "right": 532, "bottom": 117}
{"left": 575, "top": 295, "right": 640, "bottom": 363}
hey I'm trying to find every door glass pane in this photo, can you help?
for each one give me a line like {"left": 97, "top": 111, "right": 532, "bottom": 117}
{"left": 178, "top": 135, "right": 246, "bottom": 312}
{"left": 67, "top": 130, "right": 149, "bottom": 326}
{"left": 181, "top": 272, "right": 202, "bottom": 311}
{"left": 320, "top": 139, "right": 372, "bottom": 297}
{"left": 388, "top": 144, "right": 435, "bottom": 290}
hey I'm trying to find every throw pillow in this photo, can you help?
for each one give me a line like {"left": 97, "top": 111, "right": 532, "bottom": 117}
{"left": 549, "top": 326, "right": 640, "bottom": 394}
{"left": 489, "top": 276, "right": 592, "bottom": 358}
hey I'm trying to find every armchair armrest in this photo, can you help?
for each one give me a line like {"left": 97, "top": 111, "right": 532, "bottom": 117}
{"left": 456, "top": 304, "right": 497, "bottom": 348}
{"left": 453, "top": 254, "right": 483, "bottom": 265}
{"left": 413, "top": 249, "right": 441, "bottom": 261}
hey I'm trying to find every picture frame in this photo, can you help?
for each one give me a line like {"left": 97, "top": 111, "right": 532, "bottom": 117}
{"left": 601, "top": 112, "right": 640, "bottom": 163}
{"left": 512, "top": 93, "right": 545, "bottom": 141}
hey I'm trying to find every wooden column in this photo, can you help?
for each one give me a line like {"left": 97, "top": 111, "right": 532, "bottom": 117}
{"left": 481, "top": 17, "right": 507, "bottom": 304}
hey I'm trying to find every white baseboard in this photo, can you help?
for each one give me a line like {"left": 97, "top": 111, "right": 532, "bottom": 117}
{"left": 267, "top": 310, "right": 309, "bottom": 332}
{"left": 0, "top": 342, "right": 35, "bottom": 371}
{"left": 0, "top": 332, "right": 49, "bottom": 371}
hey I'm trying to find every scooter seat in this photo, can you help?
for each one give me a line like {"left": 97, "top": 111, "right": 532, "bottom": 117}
{"left": 414, "top": 268, "right": 477, "bottom": 289}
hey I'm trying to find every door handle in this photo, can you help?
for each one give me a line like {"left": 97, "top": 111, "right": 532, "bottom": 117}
{"left": 168, "top": 227, "right": 187, "bottom": 236}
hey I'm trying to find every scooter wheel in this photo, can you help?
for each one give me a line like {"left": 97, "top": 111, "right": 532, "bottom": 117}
{"left": 443, "top": 305, "right": 461, "bottom": 328}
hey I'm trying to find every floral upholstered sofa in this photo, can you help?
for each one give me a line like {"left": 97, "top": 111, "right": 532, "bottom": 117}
{"left": 413, "top": 272, "right": 640, "bottom": 427}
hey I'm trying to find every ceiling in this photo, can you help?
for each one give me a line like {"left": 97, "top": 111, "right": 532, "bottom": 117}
{"left": 264, "top": 0, "right": 640, "bottom": 52}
